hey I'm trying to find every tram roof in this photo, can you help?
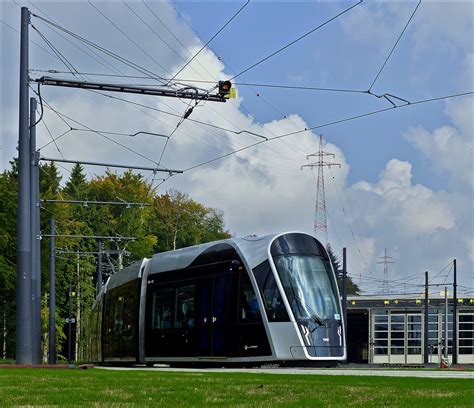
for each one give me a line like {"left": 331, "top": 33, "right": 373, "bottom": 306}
{"left": 147, "top": 233, "right": 282, "bottom": 276}
{"left": 105, "top": 231, "right": 318, "bottom": 291}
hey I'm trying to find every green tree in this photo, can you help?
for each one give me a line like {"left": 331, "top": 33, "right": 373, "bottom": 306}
{"left": 0, "top": 168, "right": 18, "bottom": 358}
{"left": 151, "top": 190, "right": 231, "bottom": 252}
{"left": 0, "top": 161, "right": 232, "bottom": 361}
{"left": 327, "top": 246, "right": 360, "bottom": 295}
{"left": 63, "top": 163, "right": 88, "bottom": 198}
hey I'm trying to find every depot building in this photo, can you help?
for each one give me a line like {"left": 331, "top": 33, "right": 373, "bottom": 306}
{"left": 346, "top": 295, "right": 474, "bottom": 365}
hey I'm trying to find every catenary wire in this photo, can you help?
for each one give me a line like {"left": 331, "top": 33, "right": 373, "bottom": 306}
{"left": 122, "top": 0, "right": 191, "bottom": 65}
{"left": 1, "top": 19, "right": 57, "bottom": 59}
{"left": 30, "top": 13, "right": 169, "bottom": 85}
{"left": 182, "top": 91, "right": 473, "bottom": 172}
{"left": 229, "top": 1, "right": 363, "bottom": 81}
{"left": 29, "top": 71, "right": 369, "bottom": 95}
{"left": 368, "top": 0, "right": 422, "bottom": 92}
{"left": 41, "top": 118, "right": 65, "bottom": 159}
{"left": 40, "top": 100, "right": 161, "bottom": 166}
{"left": 27, "top": 1, "right": 126, "bottom": 78}
{"left": 87, "top": 1, "right": 173, "bottom": 80}
{"left": 168, "top": 0, "right": 250, "bottom": 84}
{"left": 331, "top": 165, "right": 378, "bottom": 276}
{"left": 31, "top": 25, "right": 81, "bottom": 77}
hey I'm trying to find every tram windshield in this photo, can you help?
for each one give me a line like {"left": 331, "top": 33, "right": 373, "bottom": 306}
{"left": 273, "top": 255, "right": 341, "bottom": 323}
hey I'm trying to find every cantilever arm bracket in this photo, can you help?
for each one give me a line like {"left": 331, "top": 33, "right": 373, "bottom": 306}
{"left": 35, "top": 76, "right": 227, "bottom": 102}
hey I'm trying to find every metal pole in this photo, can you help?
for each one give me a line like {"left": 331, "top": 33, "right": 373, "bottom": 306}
{"left": 33, "top": 150, "right": 41, "bottom": 361}
{"left": 16, "top": 6, "right": 32, "bottom": 365}
{"left": 452, "top": 259, "right": 457, "bottom": 364}
{"left": 68, "top": 283, "right": 72, "bottom": 365}
{"left": 48, "top": 217, "right": 56, "bottom": 364}
{"left": 342, "top": 247, "right": 347, "bottom": 345}
{"left": 423, "top": 271, "right": 429, "bottom": 364}
{"left": 97, "top": 240, "right": 103, "bottom": 294}
{"left": 444, "top": 286, "right": 448, "bottom": 360}
{"left": 29, "top": 97, "right": 41, "bottom": 364}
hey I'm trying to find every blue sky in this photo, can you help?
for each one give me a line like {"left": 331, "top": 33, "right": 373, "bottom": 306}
{"left": 1, "top": 1, "right": 473, "bottom": 293}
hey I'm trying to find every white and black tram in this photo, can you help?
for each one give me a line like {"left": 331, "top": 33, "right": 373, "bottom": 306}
{"left": 89, "top": 232, "right": 346, "bottom": 366}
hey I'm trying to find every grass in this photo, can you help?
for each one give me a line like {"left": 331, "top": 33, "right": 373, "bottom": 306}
{"left": 0, "top": 368, "right": 472, "bottom": 407}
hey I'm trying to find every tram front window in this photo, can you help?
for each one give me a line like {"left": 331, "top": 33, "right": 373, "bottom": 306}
{"left": 273, "top": 255, "right": 340, "bottom": 323}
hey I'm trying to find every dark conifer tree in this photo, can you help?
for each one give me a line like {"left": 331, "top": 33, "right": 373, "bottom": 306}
{"left": 327, "top": 245, "right": 360, "bottom": 295}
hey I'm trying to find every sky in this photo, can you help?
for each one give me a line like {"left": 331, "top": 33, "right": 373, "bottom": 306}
{"left": 1, "top": 0, "right": 473, "bottom": 295}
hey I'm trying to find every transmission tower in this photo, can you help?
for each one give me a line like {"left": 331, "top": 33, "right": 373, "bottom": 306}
{"left": 377, "top": 248, "right": 395, "bottom": 294}
{"left": 301, "top": 135, "right": 340, "bottom": 247}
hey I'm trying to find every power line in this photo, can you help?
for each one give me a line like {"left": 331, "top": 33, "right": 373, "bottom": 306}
{"left": 87, "top": 1, "right": 172, "bottom": 79}
{"left": 40, "top": 100, "right": 162, "bottom": 166}
{"left": 108, "top": 1, "right": 283, "bottom": 164}
{"left": 122, "top": 0, "right": 221, "bottom": 86}
{"left": 368, "top": 0, "right": 421, "bottom": 92}
{"left": 31, "top": 25, "right": 81, "bottom": 77}
{"left": 40, "top": 127, "right": 168, "bottom": 151}
{"left": 153, "top": 5, "right": 341, "bottom": 164}
{"left": 330, "top": 165, "right": 378, "bottom": 277}
{"left": 1, "top": 19, "right": 57, "bottom": 59}
{"left": 28, "top": 70, "right": 369, "bottom": 94}
{"left": 85, "top": 89, "right": 298, "bottom": 172}
{"left": 85, "top": 90, "right": 269, "bottom": 140}
{"left": 157, "top": 99, "right": 195, "bottom": 166}
{"left": 347, "top": 272, "right": 423, "bottom": 287}
{"left": 142, "top": 1, "right": 192, "bottom": 53}
{"left": 326, "top": 165, "right": 372, "bottom": 276}
{"left": 26, "top": 1, "right": 126, "bottom": 78}
{"left": 40, "top": 117, "right": 65, "bottom": 159}
{"left": 122, "top": 0, "right": 188, "bottom": 65}
{"left": 168, "top": 0, "right": 250, "bottom": 84}
{"left": 31, "top": 12, "right": 169, "bottom": 85}
{"left": 183, "top": 91, "right": 473, "bottom": 172}
{"left": 230, "top": 1, "right": 362, "bottom": 81}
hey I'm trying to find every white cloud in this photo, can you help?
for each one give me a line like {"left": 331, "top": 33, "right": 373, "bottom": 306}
{"left": 340, "top": 3, "right": 410, "bottom": 50}
{"left": 413, "top": 2, "right": 473, "bottom": 53}
{"left": 2, "top": 1, "right": 472, "bottom": 292}
{"left": 404, "top": 97, "right": 473, "bottom": 188}
{"left": 352, "top": 159, "right": 455, "bottom": 236}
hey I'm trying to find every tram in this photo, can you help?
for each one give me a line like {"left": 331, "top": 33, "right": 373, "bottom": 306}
{"left": 89, "top": 232, "right": 346, "bottom": 366}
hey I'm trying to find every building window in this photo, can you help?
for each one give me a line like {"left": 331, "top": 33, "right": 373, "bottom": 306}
{"left": 390, "top": 313, "right": 405, "bottom": 355}
{"left": 373, "top": 314, "right": 388, "bottom": 355}
{"left": 407, "top": 313, "right": 422, "bottom": 355}
{"left": 459, "top": 313, "right": 474, "bottom": 355}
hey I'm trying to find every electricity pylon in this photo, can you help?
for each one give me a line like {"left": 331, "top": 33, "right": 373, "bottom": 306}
{"left": 301, "top": 135, "right": 340, "bottom": 247}
{"left": 377, "top": 248, "right": 395, "bottom": 294}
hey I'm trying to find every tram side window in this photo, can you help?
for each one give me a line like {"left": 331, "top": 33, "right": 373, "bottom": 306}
{"left": 152, "top": 288, "right": 174, "bottom": 330}
{"left": 113, "top": 296, "right": 125, "bottom": 335}
{"left": 239, "top": 272, "right": 262, "bottom": 323}
{"left": 252, "top": 260, "right": 289, "bottom": 322}
{"left": 176, "top": 285, "right": 195, "bottom": 329}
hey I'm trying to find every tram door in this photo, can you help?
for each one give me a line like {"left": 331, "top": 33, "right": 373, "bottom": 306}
{"left": 197, "top": 270, "right": 237, "bottom": 357}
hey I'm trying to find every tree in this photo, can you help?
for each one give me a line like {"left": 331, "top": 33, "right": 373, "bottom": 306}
{"left": 0, "top": 169, "right": 18, "bottom": 358}
{"left": 0, "top": 161, "right": 232, "bottom": 360}
{"left": 151, "top": 190, "right": 231, "bottom": 252}
{"left": 327, "top": 246, "right": 360, "bottom": 295}
{"left": 63, "top": 163, "right": 88, "bottom": 198}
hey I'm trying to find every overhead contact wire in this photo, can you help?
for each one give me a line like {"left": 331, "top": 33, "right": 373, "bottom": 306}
{"left": 168, "top": 0, "right": 250, "bottom": 84}
{"left": 368, "top": 0, "right": 422, "bottom": 91}
{"left": 183, "top": 91, "right": 473, "bottom": 172}
{"left": 230, "top": 1, "right": 363, "bottom": 81}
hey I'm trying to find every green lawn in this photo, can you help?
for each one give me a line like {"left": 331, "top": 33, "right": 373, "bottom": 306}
{"left": 0, "top": 368, "right": 472, "bottom": 407}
